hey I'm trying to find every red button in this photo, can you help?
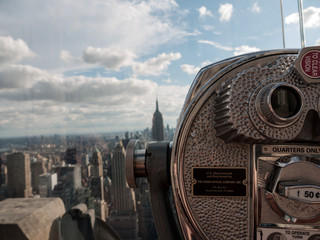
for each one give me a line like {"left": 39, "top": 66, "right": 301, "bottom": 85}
{"left": 300, "top": 50, "right": 320, "bottom": 79}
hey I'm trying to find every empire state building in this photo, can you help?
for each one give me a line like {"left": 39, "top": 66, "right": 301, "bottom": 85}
{"left": 151, "top": 98, "right": 164, "bottom": 141}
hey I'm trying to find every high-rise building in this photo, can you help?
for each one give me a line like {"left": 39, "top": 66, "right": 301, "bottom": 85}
{"left": 51, "top": 165, "right": 82, "bottom": 210}
{"left": 90, "top": 148, "right": 106, "bottom": 220}
{"left": 91, "top": 148, "right": 103, "bottom": 178}
{"left": 109, "top": 142, "right": 138, "bottom": 240}
{"left": 65, "top": 148, "right": 78, "bottom": 165}
{"left": 135, "top": 179, "right": 158, "bottom": 239}
{"left": 6, "top": 152, "right": 33, "bottom": 198}
{"left": 0, "top": 157, "right": 2, "bottom": 187}
{"left": 38, "top": 172, "right": 57, "bottom": 197}
{"left": 151, "top": 98, "right": 164, "bottom": 141}
{"left": 31, "top": 156, "right": 47, "bottom": 194}
{"left": 110, "top": 142, "right": 136, "bottom": 212}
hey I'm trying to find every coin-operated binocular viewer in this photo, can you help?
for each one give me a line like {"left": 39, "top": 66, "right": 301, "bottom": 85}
{"left": 126, "top": 47, "right": 320, "bottom": 240}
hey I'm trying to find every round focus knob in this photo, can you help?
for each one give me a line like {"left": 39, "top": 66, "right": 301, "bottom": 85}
{"left": 125, "top": 139, "right": 147, "bottom": 188}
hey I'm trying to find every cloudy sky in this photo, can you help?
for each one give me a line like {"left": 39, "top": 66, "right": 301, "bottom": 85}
{"left": 0, "top": 0, "right": 319, "bottom": 138}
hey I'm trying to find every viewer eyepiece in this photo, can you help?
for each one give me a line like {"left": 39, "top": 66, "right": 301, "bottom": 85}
{"left": 257, "top": 83, "right": 304, "bottom": 127}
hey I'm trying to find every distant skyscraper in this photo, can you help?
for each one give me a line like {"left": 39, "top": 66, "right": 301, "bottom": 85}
{"left": 91, "top": 148, "right": 103, "bottom": 178}
{"left": 110, "top": 142, "right": 136, "bottom": 212}
{"left": 7, "top": 152, "right": 33, "bottom": 198}
{"left": 151, "top": 98, "right": 164, "bottom": 141}
{"left": 51, "top": 165, "right": 82, "bottom": 210}
{"left": 65, "top": 148, "right": 78, "bottom": 165}
{"left": 109, "top": 142, "right": 138, "bottom": 240}
{"left": 38, "top": 172, "right": 57, "bottom": 197}
{"left": 90, "top": 148, "right": 106, "bottom": 221}
{"left": 0, "top": 157, "right": 2, "bottom": 187}
{"left": 135, "top": 179, "right": 158, "bottom": 239}
{"left": 31, "top": 156, "right": 47, "bottom": 194}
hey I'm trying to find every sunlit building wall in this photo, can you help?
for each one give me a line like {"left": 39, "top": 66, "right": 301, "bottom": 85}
{"left": 7, "top": 153, "right": 32, "bottom": 198}
{"left": 39, "top": 172, "right": 57, "bottom": 197}
{"left": 91, "top": 148, "right": 106, "bottom": 221}
{"left": 109, "top": 142, "right": 138, "bottom": 240}
{"left": 31, "top": 156, "right": 47, "bottom": 194}
{"left": 110, "top": 142, "right": 136, "bottom": 212}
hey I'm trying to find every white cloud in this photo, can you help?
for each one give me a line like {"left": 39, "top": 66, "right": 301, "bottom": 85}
{"left": 162, "top": 78, "right": 172, "bottom": 83}
{"left": 60, "top": 50, "right": 75, "bottom": 63}
{"left": 0, "top": 65, "right": 189, "bottom": 136}
{"left": 198, "top": 6, "right": 214, "bottom": 18}
{"left": 180, "top": 64, "right": 200, "bottom": 75}
{"left": 147, "top": 0, "right": 179, "bottom": 10}
{"left": 0, "top": 62, "right": 188, "bottom": 117}
{"left": 0, "top": 36, "right": 35, "bottom": 66}
{"left": 198, "top": 40, "right": 233, "bottom": 51}
{"left": 0, "top": 75, "right": 153, "bottom": 103}
{"left": 82, "top": 46, "right": 136, "bottom": 71}
{"left": 285, "top": 7, "right": 320, "bottom": 29}
{"left": 201, "top": 25, "right": 221, "bottom": 35}
{"left": 0, "top": 82, "right": 189, "bottom": 137}
{"left": 316, "top": 38, "right": 320, "bottom": 45}
{"left": 180, "top": 61, "right": 211, "bottom": 75}
{"left": 202, "top": 25, "right": 214, "bottom": 31}
{"left": 132, "top": 52, "right": 181, "bottom": 76}
{"left": 0, "top": 0, "right": 191, "bottom": 70}
{"left": 233, "top": 45, "right": 260, "bottom": 56}
{"left": 219, "top": 3, "right": 233, "bottom": 22}
{"left": 201, "top": 60, "right": 212, "bottom": 67}
{"left": 199, "top": 40, "right": 260, "bottom": 56}
{"left": 0, "top": 64, "right": 49, "bottom": 89}
{"left": 0, "top": 34, "right": 187, "bottom": 136}
{"left": 82, "top": 49, "right": 182, "bottom": 76}
{"left": 251, "top": 2, "right": 260, "bottom": 13}
{"left": 0, "top": 1, "right": 198, "bottom": 137}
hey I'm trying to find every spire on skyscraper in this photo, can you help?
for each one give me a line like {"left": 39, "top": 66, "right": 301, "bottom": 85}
{"left": 156, "top": 98, "right": 159, "bottom": 112}
{"left": 155, "top": 94, "right": 160, "bottom": 113}
{"left": 152, "top": 97, "right": 164, "bottom": 141}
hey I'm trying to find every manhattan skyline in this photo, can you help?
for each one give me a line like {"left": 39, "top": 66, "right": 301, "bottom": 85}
{"left": 0, "top": 0, "right": 319, "bottom": 138}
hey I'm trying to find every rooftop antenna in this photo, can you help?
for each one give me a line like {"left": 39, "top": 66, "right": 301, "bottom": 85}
{"left": 297, "top": 0, "right": 306, "bottom": 48}
{"left": 280, "top": 0, "right": 286, "bottom": 48}
{"left": 156, "top": 92, "right": 159, "bottom": 112}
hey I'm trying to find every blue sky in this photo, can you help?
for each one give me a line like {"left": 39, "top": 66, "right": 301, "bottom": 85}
{"left": 0, "top": 0, "right": 319, "bottom": 137}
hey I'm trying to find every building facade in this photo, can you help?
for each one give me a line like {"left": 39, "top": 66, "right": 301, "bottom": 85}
{"left": 109, "top": 142, "right": 138, "bottom": 240}
{"left": 90, "top": 148, "right": 106, "bottom": 220}
{"left": 7, "top": 152, "right": 33, "bottom": 198}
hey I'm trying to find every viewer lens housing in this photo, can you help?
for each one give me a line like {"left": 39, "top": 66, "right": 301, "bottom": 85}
{"left": 257, "top": 83, "right": 304, "bottom": 127}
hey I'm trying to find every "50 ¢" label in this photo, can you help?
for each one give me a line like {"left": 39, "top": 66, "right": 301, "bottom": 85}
{"left": 286, "top": 186, "right": 320, "bottom": 203}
